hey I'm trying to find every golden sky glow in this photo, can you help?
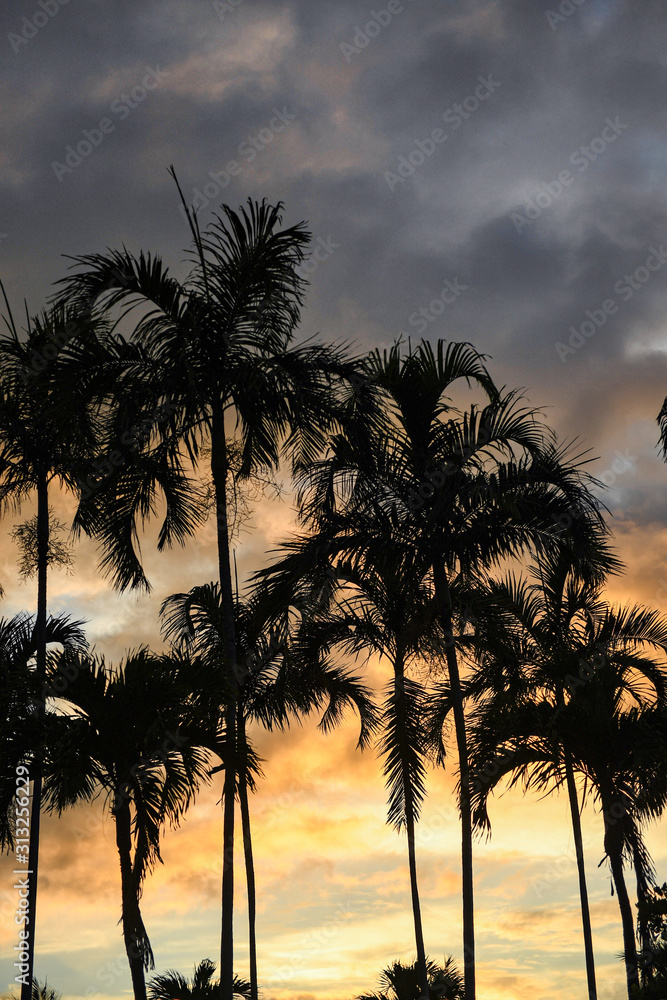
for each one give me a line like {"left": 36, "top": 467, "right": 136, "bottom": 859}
{"left": 2, "top": 480, "right": 665, "bottom": 1000}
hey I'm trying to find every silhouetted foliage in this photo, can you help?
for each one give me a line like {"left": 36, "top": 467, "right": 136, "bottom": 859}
{"left": 148, "top": 959, "right": 251, "bottom": 1000}
{"left": 356, "top": 958, "right": 464, "bottom": 1000}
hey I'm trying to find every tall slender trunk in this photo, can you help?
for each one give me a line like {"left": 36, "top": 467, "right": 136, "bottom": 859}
{"left": 563, "top": 757, "right": 597, "bottom": 1000}
{"left": 556, "top": 680, "right": 597, "bottom": 1000}
{"left": 603, "top": 796, "right": 639, "bottom": 998}
{"left": 114, "top": 802, "right": 149, "bottom": 1000}
{"left": 633, "top": 848, "right": 651, "bottom": 986}
{"left": 394, "top": 661, "right": 429, "bottom": 999}
{"left": 432, "top": 560, "right": 475, "bottom": 1000}
{"left": 238, "top": 768, "right": 258, "bottom": 1000}
{"left": 21, "top": 475, "right": 49, "bottom": 1000}
{"left": 220, "top": 710, "right": 236, "bottom": 1000}
{"left": 211, "top": 399, "right": 240, "bottom": 1000}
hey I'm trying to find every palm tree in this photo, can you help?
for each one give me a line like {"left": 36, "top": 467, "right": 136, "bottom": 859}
{"left": 55, "top": 179, "right": 356, "bottom": 1000}
{"left": 0, "top": 296, "right": 101, "bottom": 998}
{"left": 254, "top": 525, "right": 447, "bottom": 999}
{"left": 464, "top": 558, "right": 667, "bottom": 999}
{"left": 356, "top": 957, "right": 464, "bottom": 1000}
{"left": 160, "top": 581, "right": 377, "bottom": 1000}
{"left": 1, "top": 978, "right": 63, "bottom": 1000}
{"left": 148, "top": 958, "right": 251, "bottom": 1000}
{"left": 0, "top": 612, "right": 87, "bottom": 850}
{"left": 657, "top": 398, "right": 667, "bottom": 458}
{"left": 636, "top": 879, "right": 667, "bottom": 991}
{"left": 457, "top": 547, "right": 617, "bottom": 1000}
{"left": 565, "top": 669, "right": 667, "bottom": 998}
{"left": 289, "top": 339, "right": 609, "bottom": 999}
{"left": 40, "top": 648, "right": 211, "bottom": 1000}
{"left": 29, "top": 982, "right": 61, "bottom": 1000}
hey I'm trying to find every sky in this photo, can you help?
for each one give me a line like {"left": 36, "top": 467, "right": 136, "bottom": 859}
{"left": 1, "top": 0, "right": 667, "bottom": 997}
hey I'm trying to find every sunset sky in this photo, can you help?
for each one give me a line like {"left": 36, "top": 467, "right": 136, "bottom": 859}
{"left": 2, "top": 1, "right": 667, "bottom": 998}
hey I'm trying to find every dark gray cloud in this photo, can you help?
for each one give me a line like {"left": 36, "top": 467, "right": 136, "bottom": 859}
{"left": 2, "top": 0, "right": 665, "bottom": 483}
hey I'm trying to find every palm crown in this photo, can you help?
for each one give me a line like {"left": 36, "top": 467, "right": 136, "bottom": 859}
{"left": 275, "top": 337, "right": 612, "bottom": 1000}
{"left": 464, "top": 549, "right": 667, "bottom": 995}
{"left": 160, "top": 580, "right": 377, "bottom": 1000}
{"left": 356, "top": 957, "right": 464, "bottom": 1000}
{"left": 148, "top": 958, "right": 251, "bottom": 1000}
{"left": 41, "top": 648, "right": 211, "bottom": 998}
{"left": 54, "top": 189, "right": 363, "bottom": 999}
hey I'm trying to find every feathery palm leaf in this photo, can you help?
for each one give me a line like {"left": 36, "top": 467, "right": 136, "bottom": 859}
{"left": 148, "top": 958, "right": 251, "bottom": 1000}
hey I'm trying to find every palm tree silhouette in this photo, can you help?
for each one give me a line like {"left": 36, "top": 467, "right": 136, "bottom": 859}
{"left": 356, "top": 957, "right": 464, "bottom": 1000}
{"left": 40, "top": 649, "right": 211, "bottom": 1000}
{"left": 148, "top": 958, "right": 251, "bottom": 1000}
{"left": 288, "top": 338, "right": 607, "bottom": 999}
{"left": 657, "top": 398, "right": 667, "bottom": 459}
{"left": 161, "top": 581, "right": 377, "bottom": 1000}
{"left": 636, "top": 879, "right": 667, "bottom": 991}
{"left": 565, "top": 666, "right": 667, "bottom": 997}
{"left": 460, "top": 546, "right": 617, "bottom": 1000}
{"left": 0, "top": 298, "right": 98, "bottom": 1000}
{"left": 465, "top": 554, "right": 667, "bottom": 998}
{"left": 55, "top": 180, "right": 355, "bottom": 1000}
{"left": 1, "top": 977, "right": 63, "bottom": 1000}
{"left": 254, "top": 528, "right": 444, "bottom": 998}
{"left": 0, "top": 612, "right": 87, "bottom": 848}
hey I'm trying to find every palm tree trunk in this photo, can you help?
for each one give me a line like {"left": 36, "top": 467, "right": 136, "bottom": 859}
{"left": 603, "top": 802, "right": 639, "bottom": 997}
{"left": 220, "top": 711, "right": 237, "bottom": 1000}
{"left": 432, "top": 560, "right": 475, "bottom": 1000}
{"left": 21, "top": 474, "right": 49, "bottom": 1000}
{"left": 563, "top": 756, "right": 597, "bottom": 1000}
{"left": 211, "top": 398, "right": 240, "bottom": 1000}
{"left": 394, "top": 661, "right": 429, "bottom": 998}
{"left": 633, "top": 848, "right": 651, "bottom": 986}
{"left": 556, "top": 679, "right": 597, "bottom": 1000}
{"left": 114, "top": 802, "right": 148, "bottom": 1000}
{"left": 406, "top": 822, "right": 429, "bottom": 1000}
{"left": 609, "top": 850, "right": 639, "bottom": 998}
{"left": 238, "top": 772, "right": 258, "bottom": 1000}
